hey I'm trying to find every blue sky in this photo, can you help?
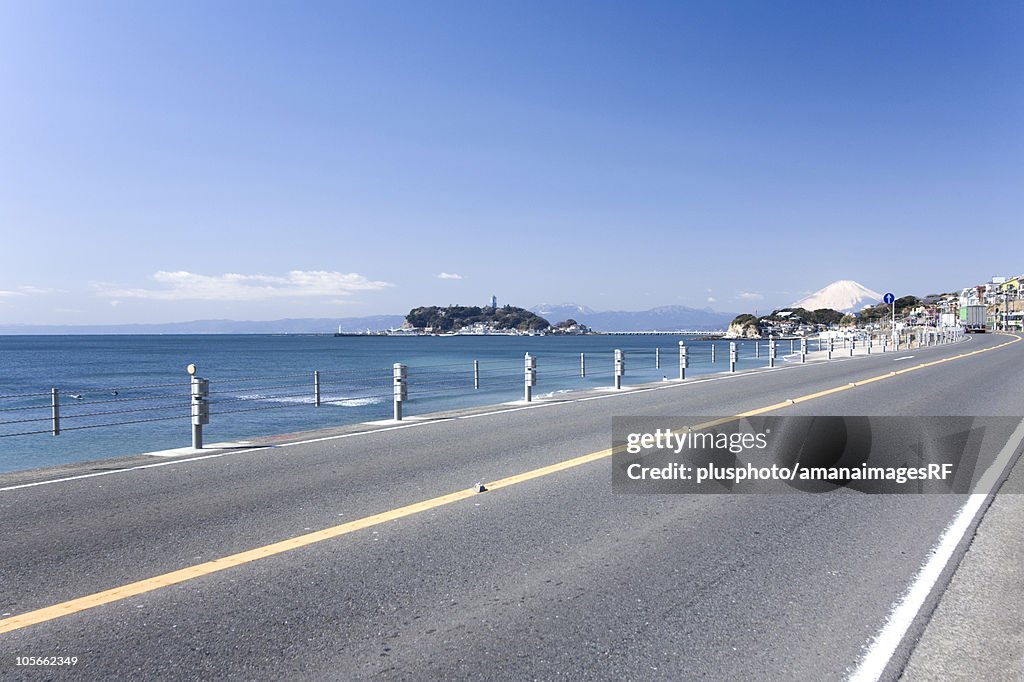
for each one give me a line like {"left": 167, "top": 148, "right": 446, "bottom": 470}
{"left": 1, "top": 1, "right": 1020, "bottom": 324}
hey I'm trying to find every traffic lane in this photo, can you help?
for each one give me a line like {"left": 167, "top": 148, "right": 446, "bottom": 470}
{"left": 0, "top": 335, "right": 1013, "bottom": 620}
{"left": 0, "top": 455, "right": 968, "bottom": 681}
{"left": 0, "top": 402, "right": 619, "bottom": 617}
{"left": 780, "top": 336, "right": 1024, "bottom": 418}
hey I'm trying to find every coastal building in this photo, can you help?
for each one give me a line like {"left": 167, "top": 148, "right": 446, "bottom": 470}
{"left": 998, "top": 275, "right": 1022, "bottom": 301}
{"left": 988, "top": 275, "right": 1024, "bottom": 331}
{"left": 959, "top": 285, "right": 986, "bottom": 307}
{"left": 942, "top": 293, "right": 959, "bottom": 309}
{"left": 985, "top": 277, "right": 1006, "bottom": 303}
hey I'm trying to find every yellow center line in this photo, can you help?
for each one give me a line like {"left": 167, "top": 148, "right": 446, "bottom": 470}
{"left": 1, "top": 333, "right": 1019, "bottom": 635}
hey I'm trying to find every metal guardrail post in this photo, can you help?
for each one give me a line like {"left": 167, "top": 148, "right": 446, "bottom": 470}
{"left": 474, "top": 360, "right": 479, "bottom": 389}
{"left": 678, "top": 341, "right": 687, "bottom": 380}
{"left": 729, "top": 342, "right": 737, "bottom": 372}
{"left": 393, "top": 363, "right": 407, "bottom": 420}
{"left": 524, "top": 353, "right": 536, "bottom": 402}
{"left": 849, "top": 338, "right": 855, "bottom": 357}
{"left": 867, "top": 337, "right": 872, "bottom": 355}
{"left": 755, "top": 340, "right": 760, "bottom": 358}
{"left": 800, "top": 337, "right": 807, "bottom": 364}
{"left": 314, "top": 370, "right": 321, "bottom": 406}
{"left": 580, "top": 352, "right": 586, "bottom": 378}
{"left": 51, "top": 388, "right": 60, "bottom": 436}
{"left": 189, "top": 366, "right": 209, "bottom": 449}
{"left": 655, "top": 347, "right": 660, "bottom": 369}
{"left": 827, "top": 337, "right": 834, "bottom": 360}
{"left": 711, "top": 343, "right": 716, "bottom": 364}
{"left": 614, "top": 349, "right": 625, "bottom": 389}
{"left": 768, "top": 336, "right": 776, "bottom": 368}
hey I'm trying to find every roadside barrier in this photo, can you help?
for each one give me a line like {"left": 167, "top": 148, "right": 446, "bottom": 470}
{"left": 0, "top": 327, "right": 966, "bottom": 447}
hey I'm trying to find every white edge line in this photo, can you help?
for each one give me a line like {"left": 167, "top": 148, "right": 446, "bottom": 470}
{"left": 0, "top": 336, "right": 978, "bottom": 494}
{"left": 846, "top": 417, "right": 1024, "bottom": 682}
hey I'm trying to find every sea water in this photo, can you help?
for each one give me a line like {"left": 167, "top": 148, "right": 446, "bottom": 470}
{"left": 0, "top": 334, "right": 780, "bottom": 473}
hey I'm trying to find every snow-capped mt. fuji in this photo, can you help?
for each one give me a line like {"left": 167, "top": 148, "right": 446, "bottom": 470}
{"left": 790, "top": 280, "right": 882, "bottom": 313}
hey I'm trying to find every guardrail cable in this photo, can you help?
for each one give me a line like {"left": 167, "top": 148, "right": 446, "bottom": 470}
{"left": 2, "top": 344, "right": 768, "bottom": 442}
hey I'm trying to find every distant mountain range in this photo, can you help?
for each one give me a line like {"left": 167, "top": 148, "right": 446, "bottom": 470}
{"left": 531, "top": 303, "right": 737, "bottom": 331}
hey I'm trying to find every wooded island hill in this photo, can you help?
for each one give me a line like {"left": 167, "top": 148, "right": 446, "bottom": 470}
{"left": 403, "top": 305, "right": 588, "bottom": 335}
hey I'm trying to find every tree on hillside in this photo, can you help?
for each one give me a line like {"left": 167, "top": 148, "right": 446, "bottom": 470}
{"left": 761, "top": 307, "right": 843, "bottom": 326}
{"left": 405, "top": 305, "right": 550, "bottom": 332}
{"left": 858, "top": 304, "right": 887, "bottom": 323}
{"left": 731, "top": 313, "right": 759, "bottom": 326}
{"left": 894, "top": 296, "right": 920, "bottom": 311}
{"left": 811, "top": 308, "right": 844, "bottom": 326}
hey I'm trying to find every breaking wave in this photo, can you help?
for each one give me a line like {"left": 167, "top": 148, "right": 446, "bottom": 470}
{"left": 234, "top": 394, "right": 384, "bottom": 407}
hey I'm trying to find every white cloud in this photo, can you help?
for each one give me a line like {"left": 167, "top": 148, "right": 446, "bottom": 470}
{"left": 737, "top": 291, "right": 764, "bottom": 301}
{"left": 18, "top": 285, "right": 61, "bottom": 295}
{"left": 0, "top": 285, "right": 61, "bottom": 298}
{"left": 437, "top": 272, "right": 464, "bottom": 280}
{"left": 96, "top": 270, "right": 395, "bottom": 302}
{"left": 707, "top": 296, "right": 717, "bottom": 303}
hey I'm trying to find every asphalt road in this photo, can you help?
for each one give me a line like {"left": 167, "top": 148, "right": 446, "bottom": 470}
{"left": 1, "top": 333, "right": 1022, "bottom": 680}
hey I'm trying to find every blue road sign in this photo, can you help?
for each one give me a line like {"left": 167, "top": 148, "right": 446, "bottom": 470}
{"left": 883, "top": 292, "right": 895, "bottom": 305}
